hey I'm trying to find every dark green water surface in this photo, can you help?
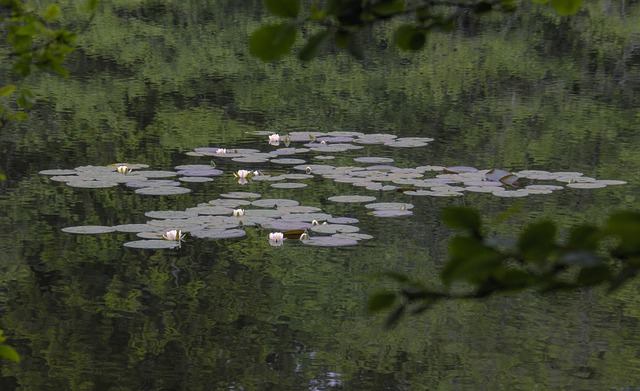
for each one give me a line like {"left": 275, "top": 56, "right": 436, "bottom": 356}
{"left": 1, "top": 1, "right": 640, "bottom": 389}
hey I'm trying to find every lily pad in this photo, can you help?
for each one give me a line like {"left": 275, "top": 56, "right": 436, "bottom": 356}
{"left": 333, "top": 233, "right": 373, "bottom": 240}
{"left": 220, "top": 191, "right": 262, "bottom": 199}
{"left": 370, "top": 210, "right": 414, "bottom": 217}
{"left": 126, "top": 180, "right": 179, "bottom": 188}
{"left": 252, "top": 199, "right": 300, "bottom": 208}
{"left": 190, "top": 229, "right": 247, "bottom": 239}
{"left": 113, "top": 224, "right": 157, "bottom": 233}
{"left": 310, "top": 224, "right": 360, "bottom": 234}
{"left": 566, "top": 182, "right": 608, "bottom": 189}
{"left": 136, "top": 170, "right": 178, "bottom": 178}
{"left": 328, "top": 195, "right": 377, "bottom": 203}
{"left": 302, "top": 237, "right": 359, "bottom": 247}
{"left": 66, "top": 180, "right": 119, "bottom": 189}
{"left": 270, "top": 182, "right": 308, "bottom": 189}
{"left": 364, "top": 202, "right": 414, "bottom": 210}
{"left": 261, "top": 220, "right": 313, "bottom": 231}
{"left": 144, "top": 210, "right": 199, "bottom": 219}
{"left": 179, "top": 176, "right": 214, "bottom": 183}
{"left": 327, "top": 217, "right": 359, "bottom": 224}
{"left": 39, "top": 169, "right": 78, "bottom": 176}
{"left": 281, "top": 213, "right": 333, "bottom": 222}
{"left": 61, "top": 225, "right": 116, "bottom": 234}
{"left": 270, "top": 158, "right": 307, "bottom": 165}
{"left": 135, "top": 186, "right": 191, "bottom": 195}
{"left": 208, "top": 199, "right": 252, "bottom": 207}
{"left": 123, "top": 240, "right": 181, "bottom": 249}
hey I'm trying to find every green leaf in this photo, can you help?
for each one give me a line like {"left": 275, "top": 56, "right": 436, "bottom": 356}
{"left": 577, "top": 265, "right": 611, "bottom": 286}
{"left": 86, "top": 0, "right": 99, "bottom": 11}
{"left": 298, "top": 30, "right": 331, "bottom": 61}
{"left": 441, "top": 207, "right": 481, "bottom": 235}
{"left": 367, "top": 292, "right": 397, "bottom": 311}
{"left": 17, "top": 88, "right": 36, "bottom": 109}
{"left": 606, "top": 211, "right": 640, "bottom": 255}
{"left": 0, "top": 345, "right": 20, "bottom": 362}
{"left": 551, "top": 0, "right": 583, "bottom": 15}
{"left": 372, "top": 0, "right": 405, "bottom": 16}
{"left": 517, "top": 221, "right": 557, "bottom": 263}
{"left": 249, "top": 23, "right": 297, "bottom": 62}
{"left": 474, "top": 2, "right": 493, "bottom": 13}
{"left": 264, "top": 0, "right": 300, "bottom": 18}
{"left": 384, "top": 305, "right": 405, "bottom": 329}
{"left": 43, "top": 4, "right": 61, "bottom": 21}
{"left": 492, "top": 269, "right": 536, "bottom": 289}
{"left": 334, "top": 30, "right": 349, "bottom": 48}
{"left": 0, "top": 84, "right": 16, "bottom": 97}
{"left": 442, "top": 236, "right": 504, "bottom": 285}
{"left": 567, "top": 225, "right": 601, "bottom": 251}
{"left": 394, "top": 25, "right": 426, "bottom": 51}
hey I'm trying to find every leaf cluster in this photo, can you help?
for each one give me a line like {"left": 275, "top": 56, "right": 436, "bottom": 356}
{"left": 0, "top": 0, "right": 98, "bottom": 127}
{"left": 369, "top": 206, "right": 640, "bottom": 328}
{"left": 250, "top": 0, "right": 584, "bottom": 62}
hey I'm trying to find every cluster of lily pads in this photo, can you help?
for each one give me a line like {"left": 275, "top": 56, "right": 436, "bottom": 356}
{"left": 42, "top": 130, "right": 626, "bottom": 249}
{"left": 39, "top": 163, "right": 222, "bottom": 194}
{"left": 58, "top": 190, "right": 378, "bottom": 249}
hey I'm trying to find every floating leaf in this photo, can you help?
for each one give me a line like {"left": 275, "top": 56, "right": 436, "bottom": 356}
{"left": 135, "top": 186, "right": 191, "bottom": 195}
{"left": 123, "top": 240, "right": 181, "bottom": 249}
{"left": 190, "top": 229, "right": 247, "bottom": 239}
{"left": 302, "top": 236, "right": 359, "bottom": 247}
{"left": 311, "top": 224, "right": 359, "bottom": 234}
{"left": 328, "top": 195, "right": 377, "bottom": 203}
{"left": 61, "top": 225, "right": 116, "bottom": 234}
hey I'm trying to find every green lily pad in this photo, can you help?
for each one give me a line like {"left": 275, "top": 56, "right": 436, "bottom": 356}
{"left": 190, "top": 229, "right": 247, "bottom": 239}
{"left": 114, "top": 224, "right": 157, "bottom": 233}
{"left": 61, "top": 225, "right": 116, "bottom": 234}
{"left": 66, "top": 180, "right": 119, "bottom": 189}
{"left": 135, "top": 186, "right": 191, "bottom": 195}
{"left": 370, "top": 210, "right": 414, "bottom": 217}
{"left": 566, "top": 182, "right": 608, "bottom": 189}
{"left": 354, "top": 157, "right": 395, "bottom": 163}
{"left": 179, "top": 176, "right": 214, "bottom": 183}
{"left": 302, "top": 237, "right": 359, "bottom": 247}
{"left": 328, "top": 195, "right": 377, "bottom": 203}
{"left": 271, "top": 182, "right": 308, "bottom": 189}
{"left": 364, "top": 202, "right": 414, "bottom": 210}
{"left": 39, "top": 169, "right": 78, "bottom": 176}
{"left": 123, "top": 240, "right": 181, "bottom": 249}
{"left": 220, "top": 191, "right": 262, "bottom": 199}
{"left": 252, "top": 198, "right": 300, "bottom": 208}
{"left": 333, "top": 233, "right": 373, "bottom": 240}
{"left": 208, "top": 199, "right": 252, "bottom": 207}
{"left": 310, "top": 224, "right": 360, "bottom": 234}
{"left": 144, "top": 210, "right": 199, "bottom": 219}
{"left": 270, "top": 158, "right": 307, "bottom": 165}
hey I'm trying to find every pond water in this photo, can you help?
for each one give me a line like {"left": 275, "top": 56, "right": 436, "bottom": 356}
{"left": 1, "top": 1, "right": 640, "bottom": 390}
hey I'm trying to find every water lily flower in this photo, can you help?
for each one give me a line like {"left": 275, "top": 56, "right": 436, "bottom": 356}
{"left": 269, "top": 232, "right": 285, "bottom": 246}
{"left": 299, "top": 232, "right": 309, "bottom": 241}
{"left": 253, "top": 170, "right": 260, "bottom": 176}
{"left": 311, "top": 220, "right": 319, "bottom": 226}
{"left": 163, "top": 229, "right": 185, "bottom": 242}
{"left": 305, "top": 166, "right": 312, "bottom": 174}
{"left": 237, "top": 177, "right": 248, "bottom": 185}
{"left": 233, "top": 209, "right": 245, "bottom": 217}
{"left": 116, "top": 165, "right": 131, "bottom": 174}
{"left": 234, "top": 169, "right": 251, "bottom": 178}
{"left": 320, "top": 140, "right": 326, "bottom": 144}
{"left": 269, "top": 134, "right": 280, "bottom": 146}
{"left": 216, "top": 148, "right": 227, "bottom": 154}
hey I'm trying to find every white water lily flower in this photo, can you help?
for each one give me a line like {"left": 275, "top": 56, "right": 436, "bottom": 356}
{"left": 253, "top": 170, "right": 260, "bottom": 176}
{"left": 116, "top": 165, "right": 131, "bottom": 174}
{"left": 163, "top": 229, "right": 185, "bottom": 241}
{"left": 269, "top": 232, "right": 285, "bottom": 246}
{"left": 269, "top": 134, "right": 280, "bottom": 146}
{"left": 237, "top": 177, "right": 248, "bottom": 185}
{"left": 299, "top": 232, "right": 309, "bottom": 241}
{"left": 233, "top": 209, "right": 245, "bottom": 217}
{"left": 305, "top": 166, "right": 312, "bottom": 174}
{"left": 311, "top": 219, "right": 319, "bottom": 226}
{"left": 216, "top": 148, "right": 227, "bottom": 154}
{"left": 234, "top": 169, "right": 251, "bottom": 178}
{"left": 320, "top": 140, "right": 326, "bottom": 144}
